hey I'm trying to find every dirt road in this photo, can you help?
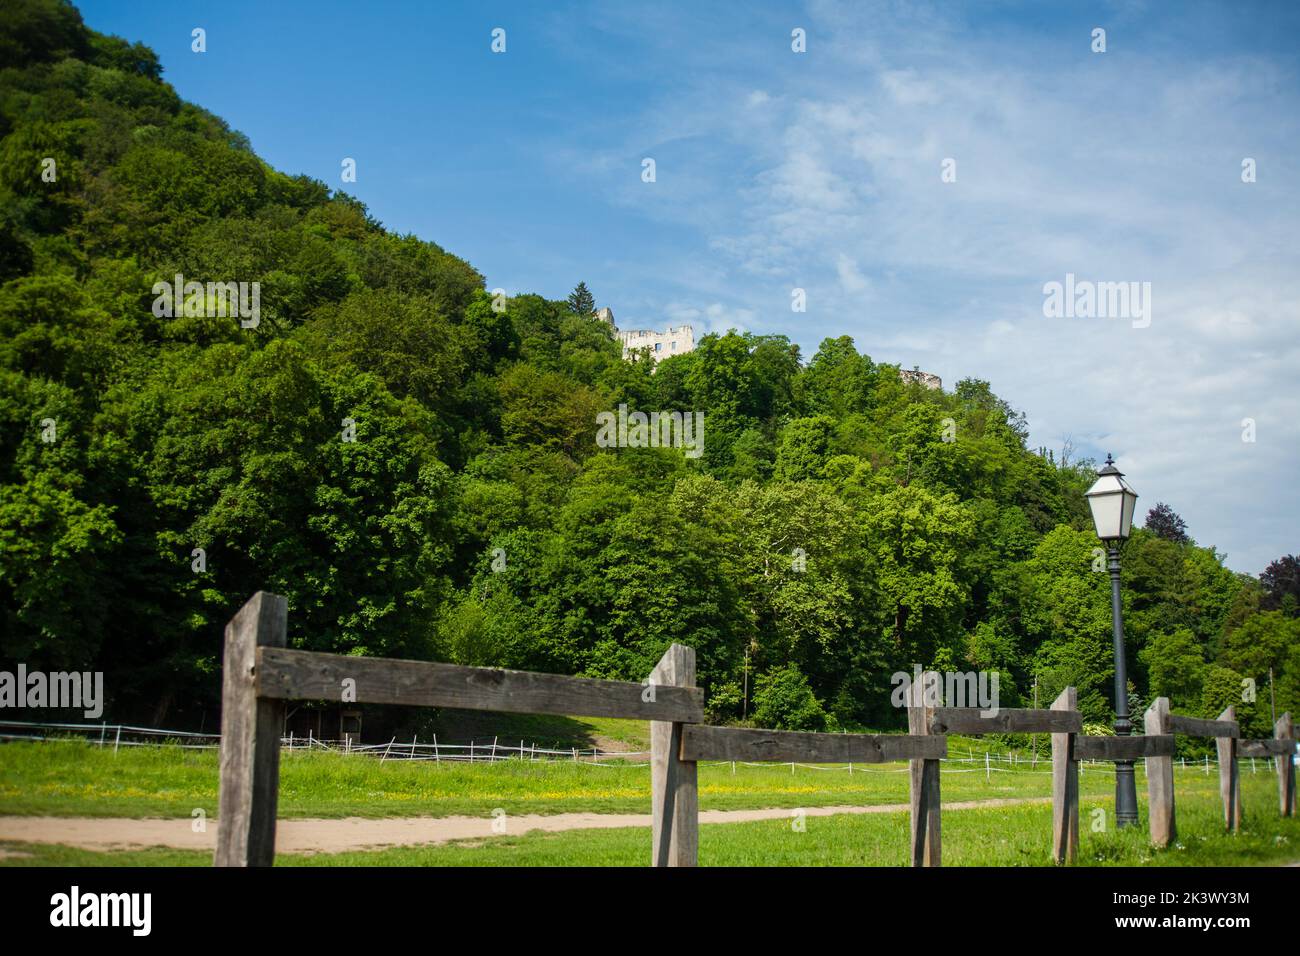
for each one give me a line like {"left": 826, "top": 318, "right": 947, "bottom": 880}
{"left": 0, "top": 797, "right": 1048, "bottom": 854}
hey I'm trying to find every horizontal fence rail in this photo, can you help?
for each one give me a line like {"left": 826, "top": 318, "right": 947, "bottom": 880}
{"left": 255, "top": 647, "right": 705, "bottom": 723}
{"left": 1074, "top": 735, "right": 1176, "bottom": 760}
{"left": 1169, "top": 714, "right": 1239, "bottom": 739}
{"left": 679, "top": 725, "right": 946, "bottom": 763}
{"left": 211, "top": 592, "right": 1298, "bottom": 869}
{"left": 1238, "top": 739, "right": 1296, "bottom": 758}
{"left": 929, "top": 708, "right": 1082, "bottom": 735}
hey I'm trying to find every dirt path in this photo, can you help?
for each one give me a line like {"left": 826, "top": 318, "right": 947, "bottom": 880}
{"left": 0, "top": 797, "right": 1048, "bottom": 854}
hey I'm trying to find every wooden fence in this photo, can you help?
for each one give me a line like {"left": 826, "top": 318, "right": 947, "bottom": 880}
{"left": 214, "top": 592, "right": 1297, "bottom": 867}
{"left": 1055, "top": 697, "right": 1296, "bottom": 847}
{"left": 1141, "top": 698, "right": 1294, "bottom": 845}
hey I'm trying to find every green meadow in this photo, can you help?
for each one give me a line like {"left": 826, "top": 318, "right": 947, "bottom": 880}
{"left": 2, "top": 741, "right": 1296, "bottom": 866}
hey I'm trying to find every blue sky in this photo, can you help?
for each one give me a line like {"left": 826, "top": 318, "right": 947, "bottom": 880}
{"left": 79, "top": 1, "right": 1300, "bottom": 575}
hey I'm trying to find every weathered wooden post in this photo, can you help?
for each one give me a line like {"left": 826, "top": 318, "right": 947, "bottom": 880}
{"left": 1277, "top": 712, "right": 1296, "bottom": 818}
{"left": 214, "top": 591, "right": 287, "bottom": 867}
{"left": 908, "top": 679, "right": 940, "bottom": 867}
{"left": 1216, "top": 705, "right": 1240, "bottom": 831}
{"left": 650, "top": 644, "right": 698, "bottom": 866}
{"left": 1050, "top": 687, "right": 1079, "bottom": 864}
{"left": 1145, "top": 696, "right": 1176, "bottom": 847}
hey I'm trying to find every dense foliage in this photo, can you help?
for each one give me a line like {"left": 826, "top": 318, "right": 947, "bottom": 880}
{"left": 1, "top": 1, "right": 1296, "bottom": 736}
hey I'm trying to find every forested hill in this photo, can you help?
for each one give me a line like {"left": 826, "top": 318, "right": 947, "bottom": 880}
{"left": 2, "top": 0, "right": 1297, "bottom": 734}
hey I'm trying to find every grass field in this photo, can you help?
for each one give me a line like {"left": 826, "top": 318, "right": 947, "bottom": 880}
{"left": 1, "top": 738, "right": 1130, "bottom": 818}
{"left": 2, "top": 740, "right": 1296, "bottom": 866}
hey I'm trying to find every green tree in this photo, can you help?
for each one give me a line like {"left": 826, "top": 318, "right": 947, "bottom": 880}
{"left": 774, "top": 415, "right": 836, "bottom": 481}
{"left": 1019, "top": 526, "right": 1116, "bottom": 720}
{"left": 1139, "top": 629, "right": 1206, "bottom": 713}
{"left": 1218, "top": 611, "right": 1299, "bottom": 690}
{"left": 860, "top": 482, "right": 975, "bottom": 660}
{"left": 567, "top": 281, "right": 595, "bottom": 317}
{"left": 752, "top": 664, "right": 828, "bottom": 731}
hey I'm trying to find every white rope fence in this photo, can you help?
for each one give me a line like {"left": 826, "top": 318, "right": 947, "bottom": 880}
{"left": 0, "top": 719, "right": 650, "bottom": 763}
{"left": 1, "top": 719, "right": 1288, "bottom": 777}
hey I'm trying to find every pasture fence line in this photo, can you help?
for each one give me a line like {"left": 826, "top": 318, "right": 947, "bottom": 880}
{"left": 12, "top": 718, "right": 1279, "bottom": 776}
{"left": 0, "top": 719, "right": 219, "bottom": 752}
{"left": 209, "top": 591, "right": 1300, "bottom": 868}
{"left": 12, "top": 718, "right": 1279, "bottom": 775}
{"left": 0, "top": 719, "right": 651, "bottom": 761}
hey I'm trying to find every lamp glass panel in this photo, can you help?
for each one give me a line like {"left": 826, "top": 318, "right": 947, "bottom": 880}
{"left": 1088, "top": 492, "right": 1123, "bottom": 539}
{"left": 1120, "top": 488, "right": 1138, "bottom": 538}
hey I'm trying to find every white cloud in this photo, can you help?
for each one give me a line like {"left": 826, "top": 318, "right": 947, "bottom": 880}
{"left": 835, "top": 253, "right": 871, "bottom": 295}
{"left": 880, "top": 69, "right": 940, "bottom": 106}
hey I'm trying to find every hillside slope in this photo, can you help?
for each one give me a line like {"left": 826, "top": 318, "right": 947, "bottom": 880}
{"left": 1, "top": 0, "right": 1295, "bottom": 739}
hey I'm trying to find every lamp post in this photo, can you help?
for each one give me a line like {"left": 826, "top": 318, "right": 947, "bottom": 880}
{"left": 1085, "top": 453, "right": 1140, "bottom": 827}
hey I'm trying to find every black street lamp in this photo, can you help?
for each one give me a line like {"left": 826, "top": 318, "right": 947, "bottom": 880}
{"left": 1085, "top": 453, "right": 1140, "bottom": 827}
